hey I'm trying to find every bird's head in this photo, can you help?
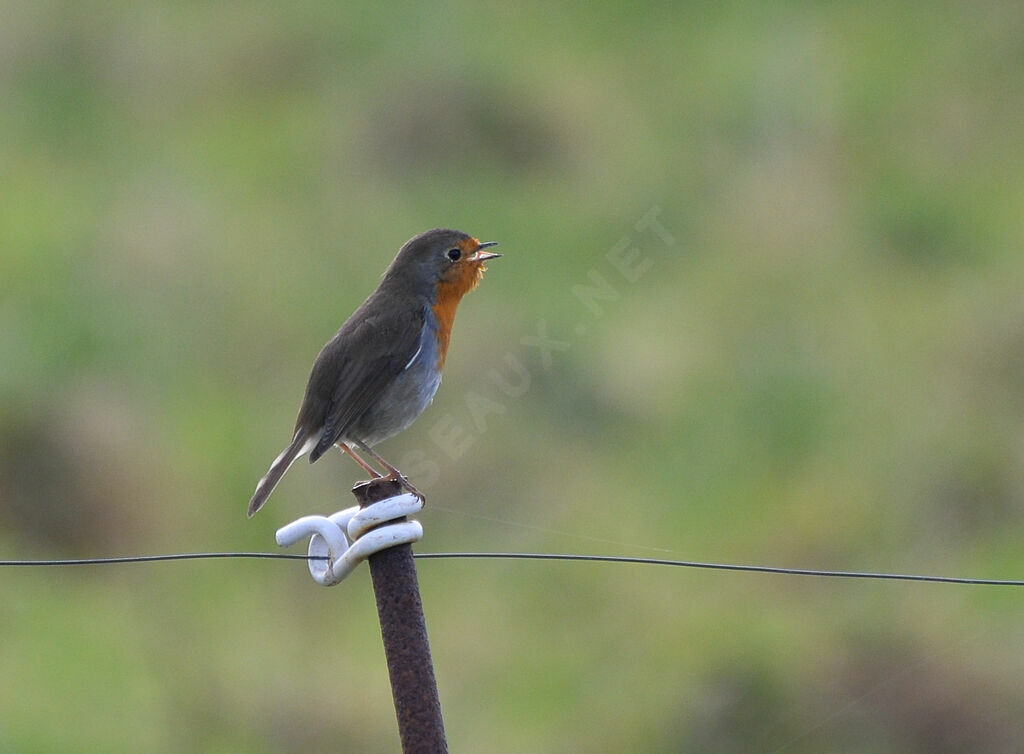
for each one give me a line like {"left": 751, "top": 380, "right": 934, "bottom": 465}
{"left": 385, "top": 228, "right": 500, "bottom": 301}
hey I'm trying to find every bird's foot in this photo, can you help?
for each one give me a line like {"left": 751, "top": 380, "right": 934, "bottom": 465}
{"left": 384, "top": 470, "right": 425, "bottom": 503}
{"left": 352, "top": 440, "right": 426, "bottom": 503}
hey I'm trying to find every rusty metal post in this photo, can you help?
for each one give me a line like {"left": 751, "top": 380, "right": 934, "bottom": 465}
{"left": 352, "top": 478, "right": 447, "bottom": 754}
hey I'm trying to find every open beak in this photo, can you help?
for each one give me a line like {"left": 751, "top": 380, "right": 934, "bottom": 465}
{"left": 472, "top": 241, "right": 501, "bottom": 261}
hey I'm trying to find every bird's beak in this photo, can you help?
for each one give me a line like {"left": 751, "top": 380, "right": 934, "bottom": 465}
{"left": 472, "top": 241, "right": 501, "bottom": 261}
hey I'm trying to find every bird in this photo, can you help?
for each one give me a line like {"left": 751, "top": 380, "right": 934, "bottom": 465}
{"left": 247, "top": 228, "right": 500, "bottom": 517}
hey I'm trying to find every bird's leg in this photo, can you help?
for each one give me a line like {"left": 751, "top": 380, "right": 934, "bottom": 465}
{"left": 353, "top": 440, "right": 425, "bottom": 501}
{"left": 337, "top": 442, "right": 383, "bottom": 479}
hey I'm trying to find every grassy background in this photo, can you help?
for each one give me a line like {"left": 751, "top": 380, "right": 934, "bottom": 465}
{"left": 2, "top": 1, "right": 1023, "bottom": 751}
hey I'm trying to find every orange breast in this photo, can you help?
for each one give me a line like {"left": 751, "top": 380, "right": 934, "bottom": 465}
{"left": 431, "top": 260, "right": 486, "bottom": 368}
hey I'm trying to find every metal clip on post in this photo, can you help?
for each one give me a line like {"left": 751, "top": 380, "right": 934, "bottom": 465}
{"left": 276, "top": 478, "right": 447, "bottom": 751}
{"left": 275, "top": 492, "right": 424, "bottom": 586}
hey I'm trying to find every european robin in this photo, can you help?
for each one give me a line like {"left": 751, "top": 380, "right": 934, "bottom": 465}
{"left": 247, "top": 228, "right": 499, "bottom": 517}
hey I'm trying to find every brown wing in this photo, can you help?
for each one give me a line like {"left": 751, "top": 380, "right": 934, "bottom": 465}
{"left": 303, "top": 305, "right": 425, "bottom": 463}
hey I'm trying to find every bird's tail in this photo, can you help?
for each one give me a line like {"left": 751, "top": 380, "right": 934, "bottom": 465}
{"left": 247, "top": 431, "right": 313, "bottom": 517}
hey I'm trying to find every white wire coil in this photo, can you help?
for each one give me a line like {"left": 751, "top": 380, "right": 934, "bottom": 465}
{"left": 275, "top": 492, "right": 424, "bottom": 586}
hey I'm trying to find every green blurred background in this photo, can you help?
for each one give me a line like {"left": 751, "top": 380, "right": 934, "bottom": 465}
{"left": 2, "top": 1, "right": 1023, "bottom": 751}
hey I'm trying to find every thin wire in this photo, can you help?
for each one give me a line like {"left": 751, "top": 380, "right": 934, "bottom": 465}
{"left": 413, "top": 552, "right": 1024, "bottom": 586}
{"left": 0, "top": 553, "right": 322, "bottom": 566}
{"left": 0, "top": 550, "right": 1021, "bottom": 586}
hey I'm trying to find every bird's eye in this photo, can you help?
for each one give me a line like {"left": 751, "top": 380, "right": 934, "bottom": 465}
{"left": 446, "top": 248, "right": 462, "bottom": 262}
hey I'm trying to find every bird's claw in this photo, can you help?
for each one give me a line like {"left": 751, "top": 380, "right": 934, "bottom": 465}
{"left": 386, "top": 471, "right": 425, "bottom": 504}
